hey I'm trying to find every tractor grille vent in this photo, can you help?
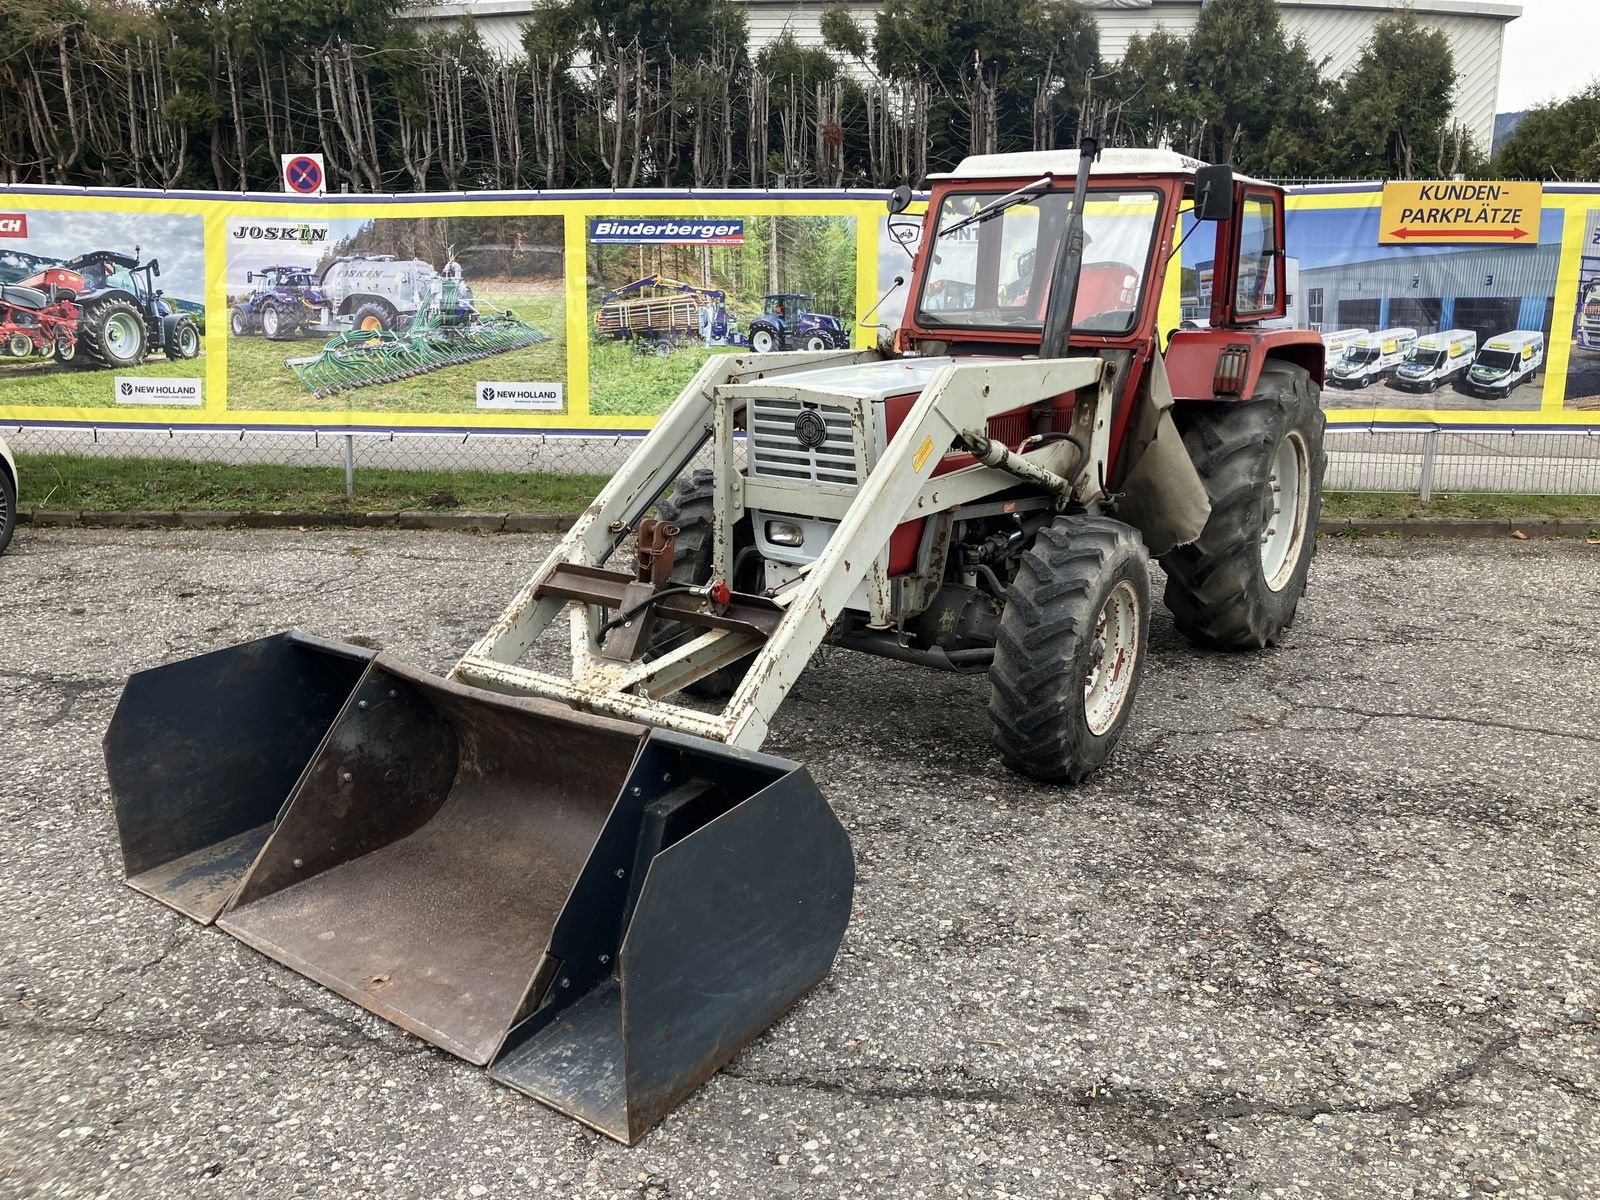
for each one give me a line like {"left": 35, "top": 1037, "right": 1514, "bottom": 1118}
{"left": 748, "top": 398, "right": 859, "bottom": 485}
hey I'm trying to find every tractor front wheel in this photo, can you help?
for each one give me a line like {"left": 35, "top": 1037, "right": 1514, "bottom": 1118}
{"left": 988, "top": 515, "right": 1151, "bottom": 783}
{"left": 76, "top": 297, "right": 147, "bottom": 368}
{"left": 259, "top": 302, "right": 290, "bottom": 341}
{"left": 649, "top": 469, "right": 759, "bottom": 700}
{"left": 1160, "top": 360, "right": 1326, "bottom": 650}
{"left": 165, "top": 316, "right": 201, "bottom": 360}
{"left": 230, "top": 307, "right": 253, "bottom": 337}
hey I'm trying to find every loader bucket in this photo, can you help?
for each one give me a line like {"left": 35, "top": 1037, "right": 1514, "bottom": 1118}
{"left": 166, "top": 654, "right": 855, "bottom": 1143}
{"left": 103, "top": 631, "right": 375, "bottom": 923}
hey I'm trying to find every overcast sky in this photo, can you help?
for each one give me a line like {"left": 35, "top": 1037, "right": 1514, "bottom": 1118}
{"left": 1498, "top": 0, "right": 1596, "bottom": 112}
{"left": 8, "top": 210, "right": 204, "bottom": 303}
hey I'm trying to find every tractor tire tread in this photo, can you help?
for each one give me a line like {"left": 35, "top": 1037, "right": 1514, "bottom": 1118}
{"left": 988, "top": 515, "right": 1150, "bottom": 783}
{"left": 1159, "top": 361, "right": 1327, "bottom": 650}
{"left": 76, "top": 296, "right": 146, "bottom": 369}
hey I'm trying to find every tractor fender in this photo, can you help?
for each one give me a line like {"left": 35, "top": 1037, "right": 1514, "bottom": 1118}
{"left": 1164, "top": 328, "right": 1325, "bottom": 401}
{"left": 80, "top": 286, "right": 141, "bottom": 310}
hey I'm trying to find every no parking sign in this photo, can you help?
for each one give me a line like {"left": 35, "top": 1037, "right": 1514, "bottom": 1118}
{"left": 281, "top": 153, "right": 326, "bottom": 197}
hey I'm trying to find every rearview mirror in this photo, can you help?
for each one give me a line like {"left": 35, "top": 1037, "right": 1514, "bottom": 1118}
{"left": 886, "top": 185, "right": 913, "bottom": 215}
{"left": 150, "top": 259, "right": 162, "bottom": 277}
{"left": 1194, "top": 165, "right": 1234, "bottom": 222}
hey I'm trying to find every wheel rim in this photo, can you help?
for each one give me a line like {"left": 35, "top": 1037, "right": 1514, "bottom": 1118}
{"left": 753, "top": 331, "right": 774, "bottom": 352}
{"left": 1261, "top": 430, "right": 1311, "bottom": 592}
{"left": 7, "top": 333, "right": 30, "bottom": 356}
{"left": 56, "top": 336, "right": 75, "bottom": 361}
{"left": 1083, "top": 578, "right": 1140, "bottom": 737}
{"left": 263, "top": 310, "right": 279, "bottom": 336}
{"left": 360, "top": 314, "right": 383, "bottom": 331}
{"left": 105, "top": 311, "right": 141, "bottom": 355}
{"left": 231, "top": 311, "right": 246, "bottom": 335}
{"left": 180, "top": 325, "right": 199, "bottom": 355}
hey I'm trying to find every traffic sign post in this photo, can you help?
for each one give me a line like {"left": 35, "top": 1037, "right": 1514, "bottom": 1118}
{"left": 281, "top": 153, "right": 327, "bottom": 197}
{"left": 1379, "top": 180, "right": 1542, "bottom": 245}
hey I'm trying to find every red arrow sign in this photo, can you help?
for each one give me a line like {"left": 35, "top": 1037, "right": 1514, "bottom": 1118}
{"left": 1389, "top": 226, "right": 1529, "bottom": 240}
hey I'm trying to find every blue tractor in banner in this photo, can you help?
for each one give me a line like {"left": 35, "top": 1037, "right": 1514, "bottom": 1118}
{"left": 745, "top": 293, "right": 849, "bottom": 354}
{"left": 230, "top": 266, "right": 327, "bottom": 340}
{"left": 64, "top": 249, "right": 202, "bottom": 369}
{"left": 594, "top": 275, "right": 746, "bottom": 353}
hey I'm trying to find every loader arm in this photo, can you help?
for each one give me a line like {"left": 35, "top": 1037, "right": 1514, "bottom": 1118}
{"left": 452, "top": 350, "right": 1113, "bottom": 749}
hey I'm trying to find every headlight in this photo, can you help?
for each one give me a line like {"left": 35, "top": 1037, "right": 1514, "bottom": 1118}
{"left": 766, "top": 520, "right": 804, "bottom": 547}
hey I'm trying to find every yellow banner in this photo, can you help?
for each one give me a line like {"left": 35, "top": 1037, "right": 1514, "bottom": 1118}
{"left": 0, "top": 182, "right": 1596, "bottom": 431}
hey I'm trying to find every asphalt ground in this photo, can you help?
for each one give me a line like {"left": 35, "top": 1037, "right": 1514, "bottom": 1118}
{"left": 1, "top": 528, "right": 1597, "bottom": 1199}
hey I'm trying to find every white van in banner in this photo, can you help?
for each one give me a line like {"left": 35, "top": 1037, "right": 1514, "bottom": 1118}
{"left": 1579, "top": 279, "right": 1600, "bottom": 351}
{"left": 1321, "top": 328, "right": 1368, "bottom": 371}
{"left": 1459, "top": 330, "right": 1545, "bottom": 399}
{"left": 1327, "top": 327, "right": 1417, "bottom": 389}
{"left": 1392, "top": 329, "right": 1477, "bottom": 393}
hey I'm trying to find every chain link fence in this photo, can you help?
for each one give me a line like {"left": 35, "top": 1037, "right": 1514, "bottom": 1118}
{"left": 6, "top": 422, "right": 1600, "bottom": 501}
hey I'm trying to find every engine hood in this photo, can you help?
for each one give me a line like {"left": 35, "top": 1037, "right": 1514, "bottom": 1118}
{"left": 761, "top": 356, "right": 1007, "bottom": 404}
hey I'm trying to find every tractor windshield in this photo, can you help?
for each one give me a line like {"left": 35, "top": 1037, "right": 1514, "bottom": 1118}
{"left": 916, "top": 188, "right": 1161, "bottom": 337}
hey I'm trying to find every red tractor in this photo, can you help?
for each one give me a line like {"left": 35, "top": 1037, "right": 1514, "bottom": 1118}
{"left": 100, "top": 143, "right": 1331, "bottom": 1146}
{"left": 0, "top": 266, "right": 84, "bottom": 362}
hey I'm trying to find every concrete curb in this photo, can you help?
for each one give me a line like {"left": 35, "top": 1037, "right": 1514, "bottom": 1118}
{"left": 17, "top": 509, "right": 1600, "bottom": 539}
{"left": 21, "top": 509, "right": 573, "bottom": 533}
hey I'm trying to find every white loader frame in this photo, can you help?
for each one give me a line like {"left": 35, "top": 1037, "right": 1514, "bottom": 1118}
{"left": 451, "top": 348, "right": 1113, "bottom": 751}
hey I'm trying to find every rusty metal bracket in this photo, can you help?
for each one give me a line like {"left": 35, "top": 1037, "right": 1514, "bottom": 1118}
{"left": 635, "top": 518, "right": 678, "bottom": 586}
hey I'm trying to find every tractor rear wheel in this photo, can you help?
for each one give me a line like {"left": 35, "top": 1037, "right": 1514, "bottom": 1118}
{"left": 164, "top": 316, "right": 201, "bottom": 360}
{"left": 351, "top": 300, "right": 395, "bottom": 333}
{"left": 988, "top": 515, "right": 1151, "bottom": 783}
{"left": 649, "top": 469, "right": 758, "bottom": 700}
{"left": 804, "top": 334, "right": 829, "bottom": 352}
{"left": 1160, "top": 360, "right": 1326, "bottom": 650}
{"left": 751, "top": 328, "right": 778, "bottom": 354}
{"left": 77, "top": 297, "right": 147, "bottom": 368}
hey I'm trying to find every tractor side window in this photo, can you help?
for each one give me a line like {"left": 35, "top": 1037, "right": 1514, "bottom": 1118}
{"left": 1235, "top": 193, "right": 1279, "bottom": 316}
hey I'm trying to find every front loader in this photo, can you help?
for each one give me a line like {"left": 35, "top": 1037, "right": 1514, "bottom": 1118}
{"left": 104, "top": 143, "right": 1327, "bottom": 1143}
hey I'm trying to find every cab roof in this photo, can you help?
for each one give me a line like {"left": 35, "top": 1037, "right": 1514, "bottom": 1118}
{"left": 930, "top": 148, "right": 1277, "bottom": 191}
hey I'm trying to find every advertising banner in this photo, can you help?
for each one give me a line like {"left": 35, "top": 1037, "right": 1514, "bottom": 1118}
{"left": 0, "top": 181, "right": 1596, "bottom": 433}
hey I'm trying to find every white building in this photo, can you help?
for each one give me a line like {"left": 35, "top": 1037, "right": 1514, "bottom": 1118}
{"left": 407, "top": 0, "right": 1521, "bottom": 153}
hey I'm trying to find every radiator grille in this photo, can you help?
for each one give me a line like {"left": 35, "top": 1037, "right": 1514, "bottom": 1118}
{"left": 748, "top": 398, "right": 859, "bottom": 485}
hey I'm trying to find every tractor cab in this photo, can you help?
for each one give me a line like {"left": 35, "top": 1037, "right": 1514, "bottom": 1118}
{"left": 251, "top": 266, "right": 316, "bottom": 292}
{"left": 899, "top": 150, "right": 1310, "bottom": 373}
{"left": 763, "top": 293, "right": 808, "bottom": 320}
{"left": 69, "top": 250, "right": 147, "bottom": 301}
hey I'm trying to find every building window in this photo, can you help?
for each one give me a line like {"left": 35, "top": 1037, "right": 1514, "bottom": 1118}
{"left": 1308, "top": 287, "right": 1324, "bottom": 330}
